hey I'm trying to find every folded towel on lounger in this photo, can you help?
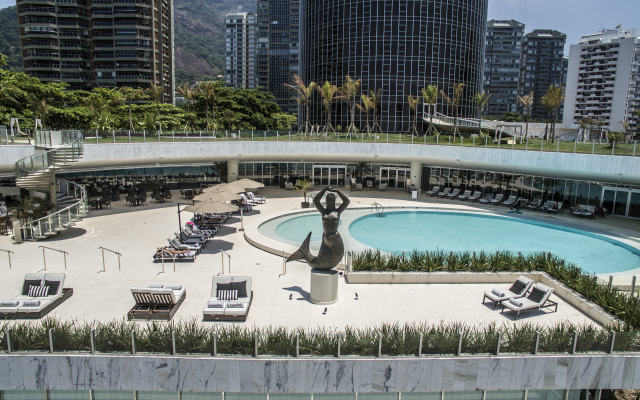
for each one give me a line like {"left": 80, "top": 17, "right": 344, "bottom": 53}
{"left": 0, "top": 300, "right": 19, "bottom": 307}
{"left": 166, "top": 285, "right": 182, "bottom": 290}
{"left": 207, "top": 302, "right": 225, "bottom": 309}
{"left": 492, "top": 288, "right": 506, "bottom": 298}
{"left": 22, "top": 300, "right": 41, "bottom": 307}
{"left": 509, "top": 298, "right": 524, "bottom": 307}
{"left": 148, "top": 284, "right": 163, "bottom": 288}
{"left": 227, "top": 302, "right": 244, "bottom": 309}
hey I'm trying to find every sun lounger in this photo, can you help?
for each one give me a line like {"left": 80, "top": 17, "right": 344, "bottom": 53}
{"left": 466, "top": 191, "right": 482, "bottom": 202}
{"left": 168, "top": 238, "right": 201, "bottom": 254}
{"left": 437, "top": 188, "right": 451, "bottom": 197}
{"left": 571, "top": 205, "right": 595, "bottom": 218}
{"left": 175, "top": 231, "right": 207, "bottom": 246}
{"left": 457, "top": 190, "right": 471, "bottom": 200}
{"left": 547, "top": 202, "right": 563, "bottom": 214}
{"left": 248, "top": 192, "right": 266, "bottom": 204}
{"left": 203, "top": 275, "right": 253, "bottom": 321}
{"left": 128, "top": 284, "right": 186, "bottom": 321}
{"left": 240, "top": 193, "right": 259, "bottom": 205}
{"left": 482, "top": 275, "right": 534, "bottom": 309}
{"left": 490, "top": 194, "right": 504, "bottom": 205}
{"left": 500, "top": 283, "right": 557, "bottom": 320}
{"left": 426, "top": 186, "right": 440, "bottom": 197}
{"left": 541, "top": 201, "right": 563, "bottom": 214}
{"left": 502, "top": 195, "right": 518, "bottom": 207}
{"left": 154, "top": 246, "right": 196, "bottom": 262}
{"left": 479, "top": 194, "right": 493, "bottom": 204}
{"left": 527, "top": 199, "right": 542, "bottom": 211}
{"left": 446, "top": 189, "right": 460, "bottom": 199}
{"left": 0, "top": 273, "right": 73, "bottom": 319}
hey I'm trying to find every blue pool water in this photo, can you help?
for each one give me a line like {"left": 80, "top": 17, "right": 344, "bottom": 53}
{"left": 272, "top": 211, "right": 640, "bottom": 275}
{"left": 348, "top": 211, "right": 640, "bottom": 275}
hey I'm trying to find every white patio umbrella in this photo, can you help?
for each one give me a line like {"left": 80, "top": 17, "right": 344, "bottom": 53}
{"left": 228, "top": 178, "right": 265, "bottom": 191}
{"left": 193, "top": 188, "right": 241, "bottom": 202}
{"left": 182, "top": 201, "right": 238, "bottom": 215}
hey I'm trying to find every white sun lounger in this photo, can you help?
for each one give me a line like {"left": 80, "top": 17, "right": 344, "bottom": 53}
{"left": 437, "top": 188, "right": 451, "bottom": 197}
{"left": 248, "top": 192, "right": 266, "bottom": 204}
{"left": 479, "top": 194, "right": 493, "bottom": 204}
{"left": 446, "top": 189, "right": 460, "bottom": 198}
{"left": 467, "top": 191, "right": 482, "bottom": 202}
{"left": 502, "top": 195, "right": 518, "bottom": 206}
{"left": 0, "top": 273, "right": 71, "bottom": 318}
{"left": 203, "top": 275, "right": 253, "bottom": 321}
{"left": 482, "top": 275, "right": 534, "bottom": 309}
{"left": 490, "top": 194, "right": 504, "bottom": 205}
{"left": 500, "top": 283, "right": 557, "bottom": 320}
{"left": 426, "top": 186, "right": 440, "bottom": 197}
{"left": 457, "top": 190, "right": 472, "bottom": 200}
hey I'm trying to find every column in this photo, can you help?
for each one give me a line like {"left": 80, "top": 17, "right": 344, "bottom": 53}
{"left": 227, "top": 160, "right": 239, "bottom": 183}
{"left": 410, "top": 161, "right": 422, "bottom": 191}
{"left": 49, "top": 171, "right": 58, "bottom": 212}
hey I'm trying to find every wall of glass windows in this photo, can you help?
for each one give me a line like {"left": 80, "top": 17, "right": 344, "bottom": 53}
{"left": 0, "top": 390, "right": 603, "bottom": 400}
{"left": 422, "top": 167, "right": 640, "bottom": 218}
{"left": 237, "top": 163, "right": 412, "bottom": 189}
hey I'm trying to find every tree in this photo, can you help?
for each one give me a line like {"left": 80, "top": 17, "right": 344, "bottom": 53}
{"left": 31, "top": 93, "right": 54, "bottom": 128}
{"left": 620, "top": 119, "right": 631, "bottom": 143}
{"left": 223, "top": 109, "right": 234, "bottom": 129}
{"left": 339, "top": 75, "right": 362, "bottom": 136}
{"left": 517, "top": 91, "right": 534, "bottom": 139}
{"left": 93, "top": 110, "right": 113, "bottom": 134}
{"left": 145, "top": 82, "right": 164, "bottom": 132}
{"left": 472, "top": 92, "right": 491, "bottom": 134}
{"left": 360, "top": 94, "right": 373, "bottom": 135}
{"left": 119, "top": 86, "right": 145, "bottom": 131}
{"left": 421, "top": 85, "right": 438, "bottom": 135}
{"left": 317, "top": 81, "right": 339, "bottom": 133}
{"left": 439, "top": 83, "right": 466, "bottom": 140}
{"left": 369, "top": 89, "right": 382, "bottom": 133}
{"left": 284, "top": 74, "right": 316, "bottom": 135}
{"left": 197, "top": 81, "right": 220, "bottom": 131}
{"left": 177, "top": 83, "right": 196, "bottom": 114}
{"left": 541, "top": 85, "right": 564, "bottom": 142}
{"left": 139, "top": 112, "right": 157, "bottom": 133}
{"left": 406, "top": 95, "right": 420, "bottom": 135}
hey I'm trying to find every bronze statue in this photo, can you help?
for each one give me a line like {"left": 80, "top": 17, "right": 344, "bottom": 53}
{"left": 287, "top": 186, "right": 350, "bottom": 270}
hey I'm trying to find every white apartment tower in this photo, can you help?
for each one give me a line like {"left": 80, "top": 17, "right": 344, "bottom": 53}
{"left": 225, "top": 12, "right": 257, "bottom": 89}
{"left": 563, "top": 29, "right": 640, "bottom": 132}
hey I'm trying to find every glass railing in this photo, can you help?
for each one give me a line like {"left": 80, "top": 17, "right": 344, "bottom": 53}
{"left": 71, "top": 129, "right": 639, "bottom": 158}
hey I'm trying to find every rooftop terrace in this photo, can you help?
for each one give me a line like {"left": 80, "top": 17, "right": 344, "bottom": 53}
{"left": 2, "top": 188, "right": 638, "bottom": 328}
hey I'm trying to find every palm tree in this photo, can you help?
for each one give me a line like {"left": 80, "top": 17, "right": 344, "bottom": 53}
{"left": 439, "top": 83, "right": 466, "bottom": 140}
{"left": 541, "top": 85, "right": 564, "bottom": 142}
{"left": 369, "top": 89, "right": 382, "bottom": 133}
{"left": 145, "top": 82, "right": 164, "bottom": 119}
{"left": 119, "top": 86, "right": 145, "bottom": 132}
{"left": 406, "top": 95, "right": 420, "bottom": 135}
{"left": 317, "top": 81, "right": 339, "bottom": 133}
{"left": 177, "top": 83, "right": 196, "bottom": 114}
{"left": 472, "top": 92, "right": 492, "bottom": 134}
{"left": 0, "top": 80, "right": 19, "bottom": 109}
{"left": 517, "top": 91, "right": 534, "bottom": 139}
{"left": 139, "top": 112, "right": 157, "bottom": 133}
{"left": 360, "top": 94, "right": 373, "bottom": 135}
{"left": 31, "top": 93, "right": 54, "bottom": 129}
{"left": 339, "top": 75, "right": 362, "bottom": 136}
{"left": 421, "top": 85, "right": 438, "bottom": 135}
{"left": 223, "top": 109, "right": 234, "bottom": 129}
{"left": 198, "top": 81, "right": 219, "bottom": 131}
{"left": 93, "top": 110, "right": 113, "bottom": 135}
{"left": 284, "top": 74, "right": 316, "bottom": 135}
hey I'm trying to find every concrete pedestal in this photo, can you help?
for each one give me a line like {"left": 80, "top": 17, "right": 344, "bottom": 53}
{"left": 309, "top": 269, "right": 339, "bottom": 305}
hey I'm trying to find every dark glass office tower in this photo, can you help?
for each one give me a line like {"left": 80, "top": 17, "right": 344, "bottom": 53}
{"left": 301, "top": 0, "right": 488, "bottom": 133}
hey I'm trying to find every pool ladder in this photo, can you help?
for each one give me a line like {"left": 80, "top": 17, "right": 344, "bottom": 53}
{"left": 371, "top": 202, "right": 384, "bottom": 214}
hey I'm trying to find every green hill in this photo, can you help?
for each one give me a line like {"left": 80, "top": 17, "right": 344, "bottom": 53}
{"left": 0, "top": 6, "right": 22, "bottom": 72}
{"left": 0, "top": 0, "right": 256, "bottom": 83}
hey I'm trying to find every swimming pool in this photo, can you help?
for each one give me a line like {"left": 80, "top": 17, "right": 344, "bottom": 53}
{"left": 267, "top": 210, "right": 640, "bottom": 275}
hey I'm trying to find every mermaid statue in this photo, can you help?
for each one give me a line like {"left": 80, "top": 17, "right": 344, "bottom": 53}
{"left": 287, "top": 186, "right": 350, "bottom": 270}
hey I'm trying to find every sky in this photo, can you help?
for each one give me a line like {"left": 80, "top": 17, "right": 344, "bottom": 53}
{"left": 0, "top": 0, "right": 638, "bottom": 56}
{"left": 487, "top": 0, "right": 640, "bottom": 55}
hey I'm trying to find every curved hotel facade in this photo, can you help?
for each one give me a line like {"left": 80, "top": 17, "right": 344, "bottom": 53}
{"left": 301, "top": 0, "right": 488, "bottom": 133}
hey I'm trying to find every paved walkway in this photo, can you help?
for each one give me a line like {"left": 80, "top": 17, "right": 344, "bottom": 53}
{"left": 1, "top": 187, "right": 635, "bottom": 328}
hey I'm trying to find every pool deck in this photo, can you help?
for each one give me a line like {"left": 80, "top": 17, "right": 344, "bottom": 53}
{"left": 0, "top": 187, "right": 637, "bottom": 329}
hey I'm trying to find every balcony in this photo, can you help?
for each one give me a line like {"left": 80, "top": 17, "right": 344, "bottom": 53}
{"left": 30, "top": 72, "right": 60, "bottom": 79}
{"left": 19, "top": 7, "right": 56, "bottom": 15}
{"left": 24, "top": 52, "right": 60, "bottom": 59}
{"left": 93, "top": 21, "right": 114, "bottom": 26}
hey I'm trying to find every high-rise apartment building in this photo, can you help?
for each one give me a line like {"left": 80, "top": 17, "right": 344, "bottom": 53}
{"left": 257, "top": 0, "right": 299, "bottom": 113}
{"left": 17, "top": 0, "right": 175, "bottom": 102}
{"left": 302, "top": 0, "right": 488, "bottom": 133}
{"left": 563, "top": 29, "right": 640, "bottom": 132}
{"left": 225, "top": 12, "right": 257, "bottom": 89}
{"left": 520, "top": 29, "right": 567, "bottom": 120}
{"left": 484, "top": 20, "right": 525, "bottom": 116}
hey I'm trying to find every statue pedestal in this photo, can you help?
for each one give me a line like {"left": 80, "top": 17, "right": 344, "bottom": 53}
{"left": 309, "top": 269, "right": 339, "bottom": 305}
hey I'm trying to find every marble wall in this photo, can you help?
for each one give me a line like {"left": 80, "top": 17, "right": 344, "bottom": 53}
{"left": 1, "top": 354, "right": 639, "bottom": 393}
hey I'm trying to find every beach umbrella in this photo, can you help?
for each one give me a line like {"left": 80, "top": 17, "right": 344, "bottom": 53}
{"left": 183, "top": 201, "right": 238, "bottom": 215}
{"left": 194, "top": 189, "right": 241, "bottom": 202}
{"left": 228, "top": 178, "right": 265, "bottom": 189}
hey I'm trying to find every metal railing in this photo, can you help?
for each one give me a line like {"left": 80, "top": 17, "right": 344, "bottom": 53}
{"left": 371, "top": 202, "right": 384, "bottom": 214}
{"left": 423, "top": 111, "right": 519, "bottom": 137}
{"left": 0, "top": 249, "right": 14, "bottom": 269}
{"left": 99, "top": 247, "right": 122, "bottom": 271}
{"left": 38, "top": 245, "right": 68, "bottom": 270}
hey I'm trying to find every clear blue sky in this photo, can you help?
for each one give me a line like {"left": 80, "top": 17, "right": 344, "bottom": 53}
{"left": 488, "top": 0, "right": 640, "bottom": 54}
{"left": 0, "top": 0, "right": 638, "bottom": 56}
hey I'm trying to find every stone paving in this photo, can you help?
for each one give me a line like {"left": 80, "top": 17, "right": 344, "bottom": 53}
{"left": 1, "top": 187, "right": 637, "bottom": 328}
